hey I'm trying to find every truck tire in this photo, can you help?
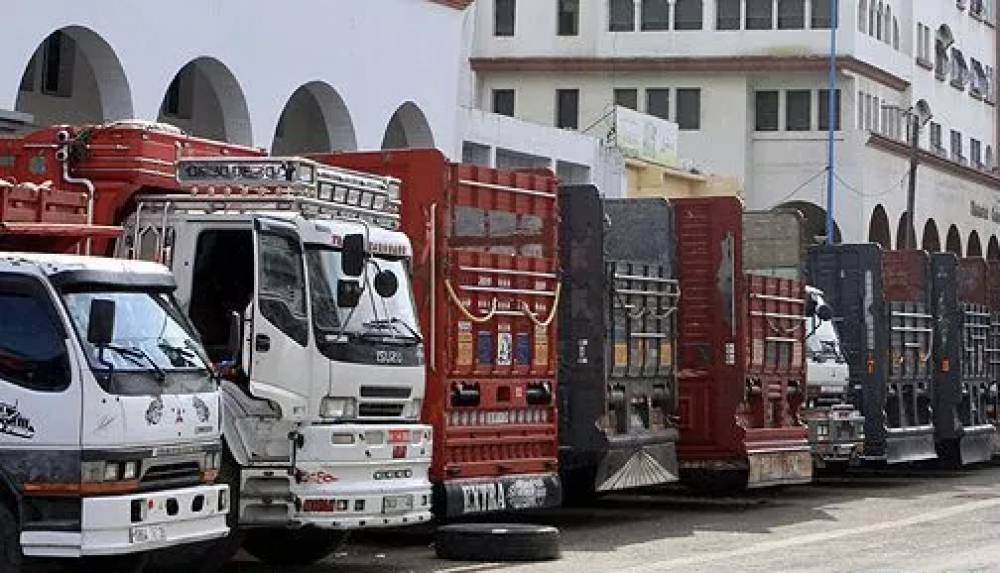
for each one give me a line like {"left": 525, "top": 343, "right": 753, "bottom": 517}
{"left": 242, "top": 527, "right": 345, "bottom": 566}
{"left": 435, "top": 524, "right": 560, "bottom": 562}
{"left": 0, "top": 503, "right": 22, "bottom": 573}
{"left": 146, "top": 448, "right": 243, "bottom": 573}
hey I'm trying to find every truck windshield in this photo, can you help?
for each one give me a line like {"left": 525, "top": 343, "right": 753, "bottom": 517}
{"left": 306, "top": 247, "right": 419, "bottom": 342}
{"left": 62, "top": 291, "right": 214, "bottom": 395}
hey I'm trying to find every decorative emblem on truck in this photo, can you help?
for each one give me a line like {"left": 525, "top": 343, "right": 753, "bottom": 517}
{"left": 145, "top": 397, "right": 164, "bottom": 425}
{"left": 0, "top": 400, "right": 34, "bottom": 439}
{"left": 192, "top": 396, "right": 210, "bottom": 423}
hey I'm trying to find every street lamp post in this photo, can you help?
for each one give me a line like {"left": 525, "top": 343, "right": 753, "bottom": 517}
{"left": 904, "top": 100, "right": 933, "bottom": 250}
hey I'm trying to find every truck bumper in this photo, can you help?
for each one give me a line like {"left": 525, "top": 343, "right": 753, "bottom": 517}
{"left": 810, "top": 440, "right": 864, "bottom": 466}
{"left": 747, "top": 448, "right": 813, "bottom": 488}
{"left": 880, "top": 426, "right": 938, "bottom": 464}
{"left": 21, "top": 484, "right": 229, "bottom": 558}
{"left": 291, "top": 476, "right": 434, "bottom": 530}
{"left": 437, "top": 473, "right": 562, "bottom": 518}
{"left": 594, "top": 437, "right": 679, "bottom": 492}
{"left": 956, "top": 424, "right": 996, "bottom": 465}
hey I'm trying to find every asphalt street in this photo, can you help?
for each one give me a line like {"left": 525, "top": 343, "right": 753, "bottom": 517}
{"left": 224, "top": 463, "right": 1000, "bottom": 573}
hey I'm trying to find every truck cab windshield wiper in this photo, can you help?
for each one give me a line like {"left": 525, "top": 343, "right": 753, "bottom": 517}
{"left": 362, "top": 318, "right": 422, "bottom": 342}
{"left": 157, "top": 339, "right": 210, "bottom": 370}
{"left": 103, "top": 344, "right": 167, "bottom": 383}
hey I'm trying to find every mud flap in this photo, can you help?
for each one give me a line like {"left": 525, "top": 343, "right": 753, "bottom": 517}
{"left": 438, "top": 473, "right": 562, "bottom": 519}
{"left": 747, "top": 450, "right": 813, "bottom": 488}
{"left": 959, "top": 425, "right": 996, "bottom": 465}
{"left": 595, "top": 441, "right": 679, "bottom": 492}
{"left": 884, "top": 427, "right": 938, "bottom": 464}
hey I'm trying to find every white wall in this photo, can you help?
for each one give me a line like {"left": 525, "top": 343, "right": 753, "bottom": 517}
{"left": 0, "top": 0, "right": 470, "bottom": 156}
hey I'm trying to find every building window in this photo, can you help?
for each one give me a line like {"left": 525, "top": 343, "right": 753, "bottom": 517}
{"left": 951, "top": 48, "right": 969, "bottom": 90}
{"left": 935, "top": 40, "right": 949, "bottom": 81}
{"left": 675, "top": 0, "right": 704, "bottom": 30}
{"left": 785, "top": 90, "right": 811, "bottom": 131}
{"left": 676, "top": 89, "right": 701, "bottom": 130}
{"left": 930, "top": 122, "right": 943, "bottom": 153}
{"left": 857, "top": 90, "right": 865, "bottom": 129}
{"left": 646, "top": 88, "right": 670, "bottom": 119}
{"left": 614, "top": 88, "right": 639, "bottom": 110}
{"left": 778, "top": 0, "right": 805, "bottom": 29}
{"left": 746, "top": 0, "right": 773, "bottom": 29}
{"left": 556, "top": 89, "right": 580, "bottom": 129}
{"left": 951, "top": 130, "right": 964, "bottom": 162}
{"left": 858, "top": 0, "right": 867, "bottom": 32}
{"left": 558, "top": 0, "right": 580, "bottom": 35}
{"left": 495, "top": 0, "right": 516, "bottom": 36}
{"left": 755, "top": 91, "right": 780, "bottom": 131}
{"left": 717, "top": 0, "right": 741, "bottom": 29}
{"left": 811, "top": 0, "right": 835, "bottom": 29}
{"left": 493, "top": 89, "right": 515, "bottom": 117}
{"left": 818, "top": 89, "right": 841, "bottom": 131}
{"left": 892, "top": 18, "right": 899, "bottom": 50}
{"left": 641, "top": 0, "right": 671, "bottom": 30}
{"left": 19, "top": 56, "right": 36, "bottom": 92}
{"left": 610, "top": 0, "right": 636, "bottom": 31}
{"left": 872, "top": 96, "right": 879, "bottom": 133}
{"left": 972, "top": 138, "right": 983, "bottom": 168}
{"left": 41, "top": 31, "right": 74, "bottom": 97}
{"left": 986, "top": 145, "right": 994, "bottom": 170}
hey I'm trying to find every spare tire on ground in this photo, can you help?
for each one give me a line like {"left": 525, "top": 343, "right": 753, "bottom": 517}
{"left": 435, "top": 523, "right": 560, "bottom": 562}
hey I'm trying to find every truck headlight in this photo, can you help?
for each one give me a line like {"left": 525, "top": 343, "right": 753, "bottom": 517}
{"left": 402, "top": 399, "right": 423, "bottom": 420}
{"left": 320, "top": 397, "right": 357, "bottom": 419}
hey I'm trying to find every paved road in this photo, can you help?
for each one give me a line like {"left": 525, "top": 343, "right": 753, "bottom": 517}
{"left": 226, "top": 464, "right": 1000, "bottom": 573}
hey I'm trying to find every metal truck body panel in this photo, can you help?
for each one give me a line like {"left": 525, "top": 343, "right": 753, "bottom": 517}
{"left": 807, "top": 245, "right": 937, "bottom": 463}
{"left": 929, "top": 254, "right": 996, "bottom": 464}
{"left": 673, "top": 197, "right": 811, "bottom": 488}
{"left": 2, "top": 125, "right": 433, "bottom": 536}
{"left": 742, "top": 210, "right": 805, "bottom": 280}
{"left": 557, "top": 186, "right": 679, "bottom": 492}
{"left": 314, "top": 150, "right": 562, "bottom": 517}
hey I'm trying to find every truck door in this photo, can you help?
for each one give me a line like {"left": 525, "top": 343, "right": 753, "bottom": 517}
{"left": 249, "top": 218, "right": 312, "bottom": 420}
{"left": 0, "top": 273, "right": 81, "bottom": 485}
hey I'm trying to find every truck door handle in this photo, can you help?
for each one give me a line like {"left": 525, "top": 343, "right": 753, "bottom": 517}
{"left": 255, "top": 334, "right": 271, "bottom": 352}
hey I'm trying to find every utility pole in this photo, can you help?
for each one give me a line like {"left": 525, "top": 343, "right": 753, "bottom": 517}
{"left": 905, "top": 114, "right": 920, "bottom": 249}
{"left": 824, "top": 0, "right": 838, "bottom": 245}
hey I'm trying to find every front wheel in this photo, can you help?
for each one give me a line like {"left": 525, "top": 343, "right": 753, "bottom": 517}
{"left": 0, "top": 503, "right": 23, "bottom": 573}
{"left": 242, "top": 527, "right": 346, "bottom": 566}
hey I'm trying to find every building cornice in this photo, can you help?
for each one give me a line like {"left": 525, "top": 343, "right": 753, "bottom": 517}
{"left": 868, "top": 133, "right": 1000, "bottom": 191}
{"left": 427, "top": 0, "right": 474, "bottom": 9}
{"left": 470, "top": 55, "right": 909, "bottom": 91}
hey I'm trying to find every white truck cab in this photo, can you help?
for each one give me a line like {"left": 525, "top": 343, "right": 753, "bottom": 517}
{"left": 803, "top": 286, "right": 865, "bottom": 467}
{"left": 117, "top": 157, "right": 432, "bottom": 566}
{"left": 0, "top": 253, "right": 228, "bottom": 567}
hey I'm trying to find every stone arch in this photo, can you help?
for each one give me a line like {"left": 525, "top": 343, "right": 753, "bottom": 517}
{"left": 988, "top": 235, "right": 1000, "bottom": 260}
{"left": 968, "top": 230, "right": 983, "bottom": 257}
{"left": 271, "top": 81, "right": 357, "bottom": 155}
{"left": 777, "top": 201, "right": 843, "bottom": 245}
{"left": 15, "top": 26, "right": 133, "bottom": 126}
{"left": 157, "top": 57, "right": 252, "bottom": 146}
{"left": 381, "top": 101, "right": 434, "bottom": 150}
{"left": 946, "top": 224, "right": 962, "bottom": 256}
{"left": 895, "top": 211, "right": 916, "bottom": 249}
{"left": 868, "top": 204, "right": 891, "bottom": 249}
{"left": 921, "top": 219, "right": 940, "bottom": 252}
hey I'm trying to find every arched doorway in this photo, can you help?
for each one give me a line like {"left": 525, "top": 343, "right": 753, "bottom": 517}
{"left": 381, "top": 101, "right": 434, "bottom": 149}
{"left": 157, "top": 57, "right": 252, "bottom": 146}
{"left": 868, "top": 205, "right": 891, "bottom": 249}
{"left": 776, "top": 201, "right": 843, "bottom": 245}
{"left": 271, "top": 81, "right": 357, "bottom": 155}
{"left": 15, "top": 26, "right": 133, "bottom": 126}
{"left": 988, "top": 235, "right": 1000, "bottom": 260}
{"left": 946, "top": 225, "right": 962, "bottom": 256}
{"left": 895, "top": 212, "right": 916, "bottom": 250}
{"left": 921, "top": 219, "right": 940, "bottom": 252}
{"left": 968, "top": 230, "right": 982, "bottom": 257}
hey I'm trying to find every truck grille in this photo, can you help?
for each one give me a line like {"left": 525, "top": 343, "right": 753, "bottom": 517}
{"left": 359, "top": 402, "right": 405, "bottom": 417}
{"left": 360, "top": 386, "right": 412, "bottom": 399}
{"left": 140, "top": 461, "right": 201, "bottom": 489}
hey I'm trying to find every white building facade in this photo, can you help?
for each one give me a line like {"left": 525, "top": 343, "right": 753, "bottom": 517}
{"left": 470, "top": 0, "right": 1000, "bottom": 254}
{"left": 0, "top": 0, "right": 475, "bottom": 157}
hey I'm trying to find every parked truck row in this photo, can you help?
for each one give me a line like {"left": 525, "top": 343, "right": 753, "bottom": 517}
{"left": 0, "top": 120, "right": 998, "bottom": 570}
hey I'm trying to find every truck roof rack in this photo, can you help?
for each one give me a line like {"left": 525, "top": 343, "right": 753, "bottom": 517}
{"left": 141, "top": 156, "right": 403, "bottom": 229}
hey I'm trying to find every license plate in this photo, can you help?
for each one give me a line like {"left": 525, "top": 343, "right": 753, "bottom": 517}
{"left": 383, "top": 494, "right": 413, "bottom": 514}
{"left": 129, "top": 525, "right": 167, "bottom": 545}
{"left": 388, "top": 429, "right": 410, "bottom": 444}
{"left": 486, "top": 411, "right": 510, "bottom": 425}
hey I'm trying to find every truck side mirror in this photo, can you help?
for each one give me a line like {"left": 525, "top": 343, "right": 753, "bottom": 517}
{"left": 87, "top": 299, "right": 116, "bottom": 346}
{"left": 816, "top": 305, "right": 833, "bottom": 322}
{"left": 342, "top": 234, "right": 365, "bottom": 277}
{"left": 227, "top": 311, "right": 243, "bottom": 361}
{"left": 338, "top": 279, "right": 363, "bottom": 308}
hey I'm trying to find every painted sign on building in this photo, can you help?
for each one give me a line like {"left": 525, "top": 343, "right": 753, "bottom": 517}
{"left": 612, "top": 105, "right": 680, "bottom": 169}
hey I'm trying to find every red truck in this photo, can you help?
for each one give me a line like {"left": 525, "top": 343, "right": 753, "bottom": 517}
{"left": 672, "top": 197, "right": 812, "bottom": 491}
{"left": 315, "top": 150, "right": 562, "bottom": 517}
